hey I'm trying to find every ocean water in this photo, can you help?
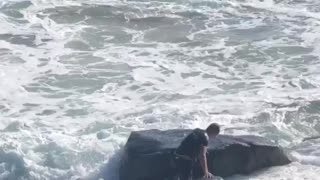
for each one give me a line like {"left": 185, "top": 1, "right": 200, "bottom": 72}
{"left": 0, "top": 0, "right": 320, "bottom": 179}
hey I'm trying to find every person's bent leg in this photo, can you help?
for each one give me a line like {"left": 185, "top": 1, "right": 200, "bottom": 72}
{"left": 176, "top": 159, "right": 193, "bottom": 180}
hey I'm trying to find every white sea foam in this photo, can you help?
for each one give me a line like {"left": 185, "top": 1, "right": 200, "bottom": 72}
{"left": 0, "top": 0, "right": 319, "bottom": 179}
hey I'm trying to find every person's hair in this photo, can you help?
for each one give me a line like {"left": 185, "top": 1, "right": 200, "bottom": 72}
{"left": 206, "top": 123, "right": 220, "bottom": 135}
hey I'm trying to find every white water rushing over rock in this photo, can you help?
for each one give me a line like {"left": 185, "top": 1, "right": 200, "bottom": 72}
{"left": 0, "top": 0, "right": 319, "bottom": 179}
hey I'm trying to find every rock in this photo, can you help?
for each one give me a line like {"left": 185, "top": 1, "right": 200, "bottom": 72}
{"left": 194, "top": 177, "right": 223, "bottom": 180}
{"left": 119, "top": 129, "right": 291, "bottom": 180}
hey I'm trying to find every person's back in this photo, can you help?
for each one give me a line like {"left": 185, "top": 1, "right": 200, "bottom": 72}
{"left": 173, "top": 123, "right": 220, "bottom": 180}
{"left": 176, "top": 128, "right": 208, "bottom": 161}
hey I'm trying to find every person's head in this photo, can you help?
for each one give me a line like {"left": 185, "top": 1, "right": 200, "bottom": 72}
{"left": 206, "top": 123, "right": 220, "bottom": 139}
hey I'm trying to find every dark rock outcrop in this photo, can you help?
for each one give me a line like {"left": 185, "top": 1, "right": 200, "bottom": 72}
{"left": 119, "top": 129, "right": 291, "bottom": 180}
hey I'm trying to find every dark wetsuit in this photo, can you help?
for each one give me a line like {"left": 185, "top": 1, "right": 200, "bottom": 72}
{"left": 174, "top": 128, "right": 209, "bottom": 180}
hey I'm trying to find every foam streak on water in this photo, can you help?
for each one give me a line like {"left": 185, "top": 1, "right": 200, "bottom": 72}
{"left": 0, "top": 0, "right": 320, "bottom": 179}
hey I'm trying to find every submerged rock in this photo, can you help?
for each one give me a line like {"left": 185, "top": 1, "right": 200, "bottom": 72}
{"left": 119, "top": 129, "right": 291, "bottom": 180}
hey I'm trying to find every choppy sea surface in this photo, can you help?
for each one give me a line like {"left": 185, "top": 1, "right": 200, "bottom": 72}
{"left": 0, "top": 0, "right": 320, "bottom": 179}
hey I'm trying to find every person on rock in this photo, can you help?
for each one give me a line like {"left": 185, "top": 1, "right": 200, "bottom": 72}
{"left": 173, "top": 123, "right": 220, "bottom": 180}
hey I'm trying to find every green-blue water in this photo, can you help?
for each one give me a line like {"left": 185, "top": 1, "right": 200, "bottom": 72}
{"left": 0, "top": 0, "right": 319, "bottom": 179}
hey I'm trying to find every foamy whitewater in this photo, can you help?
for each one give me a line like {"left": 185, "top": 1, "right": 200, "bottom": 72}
{"left": 0, "top": 0, "right": 320, "bottom": 179}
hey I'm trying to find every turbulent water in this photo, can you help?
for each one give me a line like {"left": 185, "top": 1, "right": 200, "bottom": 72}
{"left": 0, "top": 0, "right": 320, "bottom": 179}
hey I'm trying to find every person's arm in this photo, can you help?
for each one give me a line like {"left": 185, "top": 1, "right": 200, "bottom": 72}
{"left": 199, "top": 146, "right": 213, "bottom": 178}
